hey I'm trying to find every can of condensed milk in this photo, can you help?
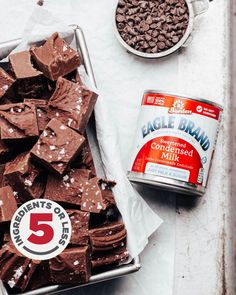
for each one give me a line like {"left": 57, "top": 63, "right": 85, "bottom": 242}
{"left": 128, "top": 90, "right": 223, "bottom": 196}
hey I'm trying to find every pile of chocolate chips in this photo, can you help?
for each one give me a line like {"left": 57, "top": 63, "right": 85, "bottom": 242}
{"left": 0, "top": 33, "right": 128, "bottom": 292}
{"left": 116, "top": 0, "right": 189, "bottom": 54}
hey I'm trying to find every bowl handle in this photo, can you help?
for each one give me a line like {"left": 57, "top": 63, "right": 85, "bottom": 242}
{"left": 191, "top": 0, "right": 209, "bottom": 16}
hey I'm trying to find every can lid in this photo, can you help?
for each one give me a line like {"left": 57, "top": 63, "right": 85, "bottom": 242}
{"left": 143, "top": 89, "right": 223, "bottom": 111}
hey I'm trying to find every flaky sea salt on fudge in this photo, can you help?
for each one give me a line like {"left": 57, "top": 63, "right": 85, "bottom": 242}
{"left": 67, "top": 210, "right": 90, "bottom": 245}
{"left": 0, "top": 244, "right": 39, "bottom": 292}
{"left": 44, "top": 169, "right": 91, "bottom": 206}
{"left": 0, "top": 67, "right": 15, "bottom": 99}
{"left": 30, "top": 32, "right": 81, "bottom": 81}
{"left": 48, "top": 77, "right": 98, "bottom": 133}
{"left": 49, "top": 246, "right": 91, "bottom": 284}
{"left": 4, "top": 152, "right": 46, "bottom": 202}
{"left": 31, "top": 118, "right": 85, "bottom": 175}
{"left": 0, "top": 103, "right": 39, "bottom": 140}
{"left": 9, "top": 51, "right": 48, "bottom": 99}
{"left": 0, "top": 186, "right": 18, "bottom": 223}
{"left": 81, "top": 177, "right": 116, "bottom": 213}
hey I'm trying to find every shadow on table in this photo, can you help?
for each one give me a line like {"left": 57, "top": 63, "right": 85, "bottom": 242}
{"left": 58, "top": 277, "right": 128, "bottom": 295}
{"left": 133, "top": 182, "right": 201, "bottom": 213}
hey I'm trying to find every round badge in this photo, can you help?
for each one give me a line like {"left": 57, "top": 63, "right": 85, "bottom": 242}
{"left": 196, "top": 105, "right": 203, "bottom": 113}
{"left": 10, "top": 199, "right": 71, "bottom": 260}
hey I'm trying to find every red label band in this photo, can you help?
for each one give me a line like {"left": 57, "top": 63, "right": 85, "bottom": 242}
{"left": 142, "top": 93, "right": 221, "bottom": 120}
{"left": 132, "top": 136, "right": 203, "bottom": 185}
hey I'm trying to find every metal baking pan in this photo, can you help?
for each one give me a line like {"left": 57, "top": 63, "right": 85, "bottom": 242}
{"left": 0, "top": 24, "right": 141, "bottom": 295}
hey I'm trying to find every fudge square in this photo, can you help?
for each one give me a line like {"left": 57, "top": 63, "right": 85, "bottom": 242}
{"left": 48, "top": 77, "right": 98, "bottom": 134}
{"left": 9, "top": 51, "right": 47, "bottom": 99}
{"left": 31, "top": 118, "right": 85, "bottom": 175}
{"left": 0, "top": 186, "right": 18, "bottom": 223}
{"left": 4, "top": 152, "right": 46, "bottom": 202}
{"left": 49, "top": 246, "right": 91, "bottom": 284}
{"left": 0, "top": 102, "right": 39, "bottom": 140}
{"left": 89, "top": 222, "right": 127, "bottom": 252}
{"left": 0, "top": 243, "right": 39, "bottom": 292}
{"left": 30, "top": 32, "right": 81, "bottom": 81}
{"left": 81, "top": 177, "right": 116, "bottom": 214}
{"left": 0, "top": 67, "right": 15, "bottom": 99}
{"left": 44, "top": 168, "right": 91, "bottom": 206}
{"left": 67, "top": 210, "right": 90, "bottom": 245}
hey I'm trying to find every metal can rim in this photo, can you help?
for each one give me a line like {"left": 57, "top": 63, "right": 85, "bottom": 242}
{"left": 143, "top": 89, "right": 223, "bottom": 111}
{"left": 128, "top": 172, "right": 205, "bottom": 196}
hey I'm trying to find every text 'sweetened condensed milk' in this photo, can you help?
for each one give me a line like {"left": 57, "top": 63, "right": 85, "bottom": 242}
{"left": 128, "top": 90, "right": 223, "bottom": 196}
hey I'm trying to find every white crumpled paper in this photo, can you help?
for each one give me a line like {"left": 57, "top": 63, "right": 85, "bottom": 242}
{"left": 8, "top": 7, "right": 162, "bottom": 258}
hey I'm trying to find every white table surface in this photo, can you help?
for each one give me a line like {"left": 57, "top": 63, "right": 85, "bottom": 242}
{"left": 0, "top": 0, "right": 233, "bottom": 294}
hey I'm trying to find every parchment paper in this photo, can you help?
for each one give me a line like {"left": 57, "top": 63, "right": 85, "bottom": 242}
{"left": 8, "top": 6, "right": 163, "bottom": 259}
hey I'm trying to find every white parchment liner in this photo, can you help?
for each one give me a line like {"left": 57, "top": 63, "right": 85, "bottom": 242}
{"left": 9, "top": 7, "right": 163, "bottom": 259}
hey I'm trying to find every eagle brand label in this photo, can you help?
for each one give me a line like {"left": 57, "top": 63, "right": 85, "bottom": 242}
{"left": 129, "top": 92, "right": 222, "bottom": 188}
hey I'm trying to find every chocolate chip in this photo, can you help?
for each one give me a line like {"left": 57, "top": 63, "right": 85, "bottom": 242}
{"left": 152, "top": 46, "right": 158, "bottom": 53}
{"left": 146, "top": 15, "right": 153, "bottom": 25}
{"left": 116, "top": 15, "right": 125, "bottom": 23}
{"left": 116, "top": 0, "right": 189, "bottom": 54}
{"left": 149, "top": 41, "right": 157, "bottom": 48}
{"left": 157, "top": 42, "right": 166, "bottom": 50}
{"left": 172, "top": 36, "right": 179, "bottom": 43}
{"left": 158, "top": 35, "right": 165, "bottom": 42}
{"left": 117, "top": 7, "right": 124, "bottom": 14}
{"left": 152, "top": 30, "right": 158, "bottom": 38}
{"left": 150, "top": 23, "right": 157, "bottom": 29}
{"left": 139, "top": 21, "right": 150, "bottom": 32}
{"left": 145, "top": 34, "right": 152, "bottom": 42}
{"left": 118, "top": 23, "right": 125, "bottom": 30}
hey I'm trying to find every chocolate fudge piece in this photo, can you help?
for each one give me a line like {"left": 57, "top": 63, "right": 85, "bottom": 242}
{"left": 0, "top": 244, "right": 39, "bottom": 291}
{"left": 72, "top": 140, "right": 96, "bottom": 176}
{"left": 67, "top": 210, "right": 90, "bottom": 245}
{"left": 45, "top": 169, "right": 91, "bottom": 206}
{"left": 24, "top": 99, "right": 49, "bottom": 132}
{"left": 9, "top": 51, "right": 48, "bottom": 99}
{"left": 0, "top": 67, "right": 15, "bottom": 99}
{"left": 89, "top": 222, "right": 127, "bottom": 252}
{"left": 48, "top": 77, "right": 98, "bottom": 133}
{"left": 30, "top": 32, "right": 81, "bottom": 81}
{"left": 28, "top": 261, "right": 51, "bottom": 290}
{"left": 0, "top": 186, "right": 18, "bottom": 223}
{"left": 0, "top": 102, "right": 39, "bottom": 140}
{"left": 49, "top": 246, "right": 91, "bottom": 284}
{"left": 81, "top": 177, "right": 116, "bottom": 214}
{"left": 4, "top": 152, "right": 46, "bottom": 203}
{"left": 91, "top": 246, "right": 129, "bottom": 269}
{"left": 31, "top": 118, "right": 85, "bottom": 175}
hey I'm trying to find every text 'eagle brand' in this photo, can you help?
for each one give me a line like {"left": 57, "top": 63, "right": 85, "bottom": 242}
{"left": 142, "top": 116, "right": 210, "bottom": 151}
